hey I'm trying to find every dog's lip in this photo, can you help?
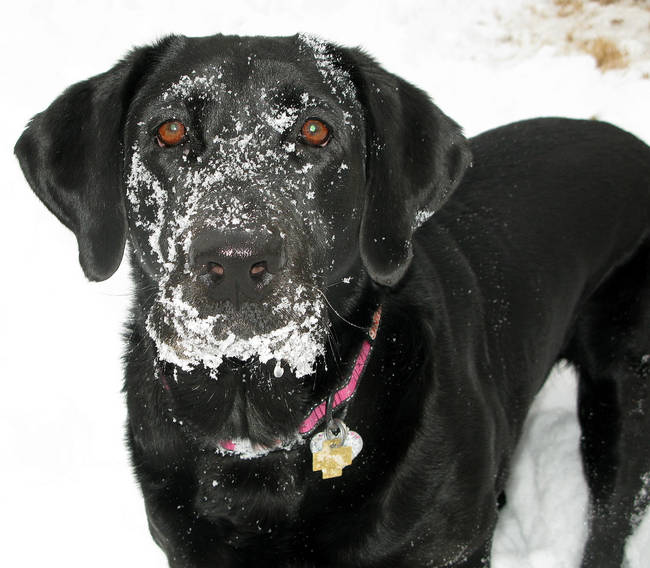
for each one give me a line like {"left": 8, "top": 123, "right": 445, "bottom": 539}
{"left": 216, "top": 435, "right": 302, "bottom": 459}
{"left": 218, "top": 439, "right": 280, "bottom": 452}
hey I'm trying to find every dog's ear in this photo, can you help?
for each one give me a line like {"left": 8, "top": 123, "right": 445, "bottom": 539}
{"left": 14, "top": 38, "right": 178, "bottom": 281}
{"left": 340, "top": 49, "right": 472, "bottom": 287}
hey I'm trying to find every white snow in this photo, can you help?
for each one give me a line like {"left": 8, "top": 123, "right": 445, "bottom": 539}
{"left": 163, "top": 68, "right": 224, "bottom": 101}
{"left": 298, "top": 33, "right": 358, "bottom": 103}
{"left": 2, "top": 1, "right": 650, "bottom": 566}
{"left": 146, "top": 292, "right": 325, "bottom": 378}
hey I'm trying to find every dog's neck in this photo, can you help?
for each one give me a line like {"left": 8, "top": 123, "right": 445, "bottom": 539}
{"left": 217, "top": 306, "right": 382, "bottom": 458}
{"left": 157, "top": 305, "right": 382, "bottom": 459}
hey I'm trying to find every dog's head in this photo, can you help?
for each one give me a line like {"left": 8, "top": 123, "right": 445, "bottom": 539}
{"left": 15, "top": 34, "right": 469, "bottom": 436}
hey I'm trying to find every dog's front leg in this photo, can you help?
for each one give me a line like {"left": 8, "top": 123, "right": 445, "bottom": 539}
{"left": 449, "top": 540, "right": 492, "bottom": 568}
{"left": 127, "top": 422, "right": 237, "bottom": 568}
{"left": 137, "top": 464, "right": 240, "bottom": 568}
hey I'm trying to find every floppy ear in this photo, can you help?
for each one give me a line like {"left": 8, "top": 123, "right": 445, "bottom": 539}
{"left": 14, "top": 39, "right": 177, "bottom": 281}
{"left": 341, "top": 49, "right": 472, "bottom": 287}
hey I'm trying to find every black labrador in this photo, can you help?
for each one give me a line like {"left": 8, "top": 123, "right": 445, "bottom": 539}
{"left": 15, "top": 34, "right": 650, "bottom": 568}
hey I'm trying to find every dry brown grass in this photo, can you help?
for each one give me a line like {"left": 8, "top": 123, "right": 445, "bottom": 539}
{"left": 554, "top": 0, "right": 635, "bottom": 16}
{"left": 554, "top": 0, "right": 584, "bottom": 17}
{"left": 534, "top": 0, "right": 647, "bottom": 75}
{"left": 580, "top": 37, "right": 629, "bottom": 69}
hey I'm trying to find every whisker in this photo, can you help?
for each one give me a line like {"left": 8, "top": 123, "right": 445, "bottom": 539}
{"left": 316, "top": 289, "right": 365, "bottom": 331}
{"left": 326, "top": 278, "right": 354, "bottom": 289}
{"left": 326, "top": 328, "right": 342, "bottom": 370}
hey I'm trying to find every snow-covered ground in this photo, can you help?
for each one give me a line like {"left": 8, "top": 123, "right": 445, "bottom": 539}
{"left": 1, "top": 0, "right": 649, "bottom": 566}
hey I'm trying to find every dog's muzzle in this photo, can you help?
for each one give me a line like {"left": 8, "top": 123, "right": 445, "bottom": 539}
{"left": 190, "top": 229, "right": 287, "bottom": 309}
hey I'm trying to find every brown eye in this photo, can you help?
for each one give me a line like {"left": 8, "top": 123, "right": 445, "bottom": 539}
{"left": 301, "top": 119, "right": 330, "bottom": 147}
{"left": 156, "top": 120, "right": 187, "bottom": 147}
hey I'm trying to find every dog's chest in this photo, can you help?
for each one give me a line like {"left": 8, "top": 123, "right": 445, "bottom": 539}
{"left": 193, "top": 451, "right": 306, "bottom": 528}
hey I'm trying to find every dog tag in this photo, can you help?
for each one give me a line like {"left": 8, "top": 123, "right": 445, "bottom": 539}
{"left": 310, "top": 420, "right": 362, "bottom": 479}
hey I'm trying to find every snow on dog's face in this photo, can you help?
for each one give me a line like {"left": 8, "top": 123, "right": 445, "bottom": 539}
{"left": 124, "top": 35, "right": 366, "bottom": 379}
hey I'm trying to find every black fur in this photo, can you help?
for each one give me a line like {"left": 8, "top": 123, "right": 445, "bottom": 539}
{"left": 15, "top": 34, "right": 650, "bottom": 568}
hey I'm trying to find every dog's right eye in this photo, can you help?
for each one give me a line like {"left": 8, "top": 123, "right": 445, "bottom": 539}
{"left": 300, "top": 119, "right": 331, "bottom": 147}
{"left": 156, "top": 120, "right": 187, "bottom": 147}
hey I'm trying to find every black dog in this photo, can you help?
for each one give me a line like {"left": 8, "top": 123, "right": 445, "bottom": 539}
{"left": 15, "top": 34, "right": 650, "bottom": 568}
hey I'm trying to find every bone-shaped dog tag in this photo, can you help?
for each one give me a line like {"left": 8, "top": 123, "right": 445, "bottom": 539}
{"left": 310, "top": 421, "right": 363, "bottom": 479}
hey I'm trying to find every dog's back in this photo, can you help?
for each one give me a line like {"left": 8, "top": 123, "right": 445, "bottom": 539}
{"left": 429, "top": 118, "right": 650, "bottom": 567}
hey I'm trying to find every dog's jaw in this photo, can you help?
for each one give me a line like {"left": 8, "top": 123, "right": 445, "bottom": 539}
{"left": 144, "top": 277, "right": 327, "bottom": 378}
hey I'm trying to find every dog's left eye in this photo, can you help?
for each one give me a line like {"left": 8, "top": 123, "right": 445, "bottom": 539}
{"left": 301, "top": 119, "right": 331, "bottom": 147}
{"left": 156, "top": 120, "right": 187, "bottom": 147}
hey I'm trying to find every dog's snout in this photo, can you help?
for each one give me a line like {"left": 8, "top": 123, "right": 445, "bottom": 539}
{"left": 190, "top": 229, "right": 285, "bottom": 308}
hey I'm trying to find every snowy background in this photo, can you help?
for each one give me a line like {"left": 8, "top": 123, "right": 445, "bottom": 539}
{"left": 2, "top": 0, "right": 649, "bottom": 566}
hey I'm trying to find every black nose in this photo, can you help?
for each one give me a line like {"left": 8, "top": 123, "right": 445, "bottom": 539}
{"left": 190, "top": 229, "right": 286, "bottom": 308}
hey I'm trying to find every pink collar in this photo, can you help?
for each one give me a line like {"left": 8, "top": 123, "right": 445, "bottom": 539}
{"left": 298, "top": 305, "right": 382, "bottom": 436}
{"left": 218, "top": 306, "right": 382, "bottom": 457}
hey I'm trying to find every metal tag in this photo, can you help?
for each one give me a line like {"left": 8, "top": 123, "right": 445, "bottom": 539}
{"left": 310, "top": 419, "right": 363, "bottom": 479}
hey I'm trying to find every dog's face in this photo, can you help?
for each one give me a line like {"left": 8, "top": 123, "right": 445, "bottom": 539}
{"left": 15, "top": 33, "right": 470, "bottom": 447}
{"left": 124, "top": 35, "right": 366, "bottom": 378}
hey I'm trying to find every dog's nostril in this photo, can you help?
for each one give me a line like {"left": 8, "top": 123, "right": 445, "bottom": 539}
{"left": 250, "top": 262, "right": 267, "bottom": 277}
{"left": 208, "top": 262, "right": 225, "bottom": 276}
